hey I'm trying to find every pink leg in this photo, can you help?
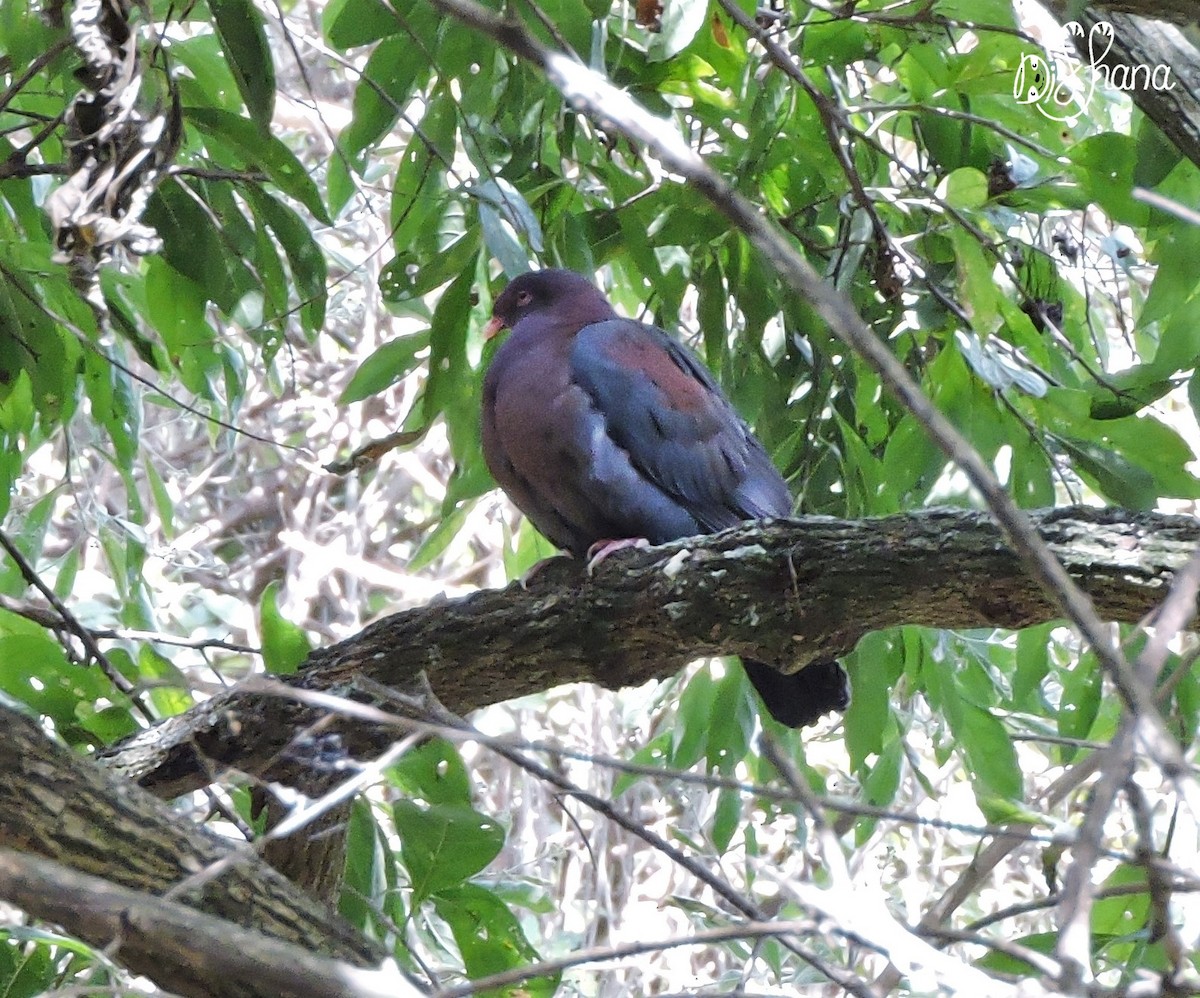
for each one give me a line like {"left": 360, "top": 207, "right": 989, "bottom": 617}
{"left": 585, "top": 537, "right": 651, "bottom": 575}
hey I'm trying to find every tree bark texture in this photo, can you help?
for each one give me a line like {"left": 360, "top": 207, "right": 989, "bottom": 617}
{"left": 1042, "top": 3, "right": 1200, "bottom": 171}
{"left": 100, "top": 508, "right": 1198, "bottom": 798}
{"left": 0, "top": 851, "right": 412, "bottom": 998}
{"left": 0, "top": 707, "right": 383, "bottom": 995}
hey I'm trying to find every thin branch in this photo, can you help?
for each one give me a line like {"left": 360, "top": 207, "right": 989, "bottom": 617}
{"left": 1125, "top": 778, "right": 1185, "bottom": 972}
{"left": 964, "top": 878, "right": 1200, "bottom": 934}
{"left": 1054, "top": 723, "right": 1134, "bottom": 988}
{"left": 433, "top": 918, "right": 826, "bottom": 998}
{"left": 0, "top": 595, "right": 258, "bottom": 654}
{"left": 0, "top": 529, "right": 148, "bottom": 715}
{"left": 920, "top": 924, "right": 1062, "bottom": 978}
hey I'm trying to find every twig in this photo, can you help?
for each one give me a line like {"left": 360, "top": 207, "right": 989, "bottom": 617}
{"left": 920, "top": 924, "right": 1062, "bottom": 978}
{"left": 433, "top": 918, "right": 825, "bottom": 998}
{"left": 0, "top": 529, "right": 150, "bottom": 717}
{"left": 0, "top": 596, "right": 258, "bottom": 654}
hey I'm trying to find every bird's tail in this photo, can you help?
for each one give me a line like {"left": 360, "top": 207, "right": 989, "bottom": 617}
{"left": 741, "top": 658, "right": 850, "bottom": 728}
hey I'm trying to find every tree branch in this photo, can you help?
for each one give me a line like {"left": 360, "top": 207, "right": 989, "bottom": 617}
{"left": 0, "top": 851, "right": 416, "bottom": 998}
{"left": 1043, "top": 4, "right": 1200, "bottom": 171}
{"left": 100, "top": 508, "right": 1197, "bottom": 797}
{"left": 0, "top": 707, "right": 383, "bottom": 997}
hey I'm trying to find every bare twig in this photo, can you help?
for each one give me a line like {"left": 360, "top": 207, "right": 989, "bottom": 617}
{"left": 0, "top": 595, "right": 258, "bottom": 655}
{"left": 0, "top": 529, "right": 148, "bottom": 714}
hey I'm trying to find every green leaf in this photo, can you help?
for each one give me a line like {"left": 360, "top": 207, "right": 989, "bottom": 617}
{"left": 424, "top": 261, "right": 481, "bottom": 474}
{"left": 845, "top": 631, "right": 901, "bottom": 769}
{"left": 1087, "top": 365, "right": 1177, "bottom": 419}
{"left": 710, "top": 786, "right": 741, "bottom": 855}
{"left": 671, "top": 666, "right": 715, "bottom": 771}
{"left": 940, "top": 167, "right": 989, "bottom": 209}
{"left": 1055, "top": 436, "right": 1157, "bottom": 509}
{"left": 258, "top": 581, "right": 311, "bottom": 675}
{"left": 340, "top": 332, "right": 430, "bottom": 403}
{"left": 0, "top": 634, "right": 115, "bottom": 745}
{"left": 407, "top": 500, "right": 471, "bottom": 573}
{"left": 185, "top": 107, "right": 331, "bottom": 225}
{"left": 976, "top": 932, "right": 1056, "bottom": 975}
{"left": 434, "top": 884, "right": 559, "bottom": 996}
{"left": 393, "top": 800, "right": 504, "bottom": 902}
{"left": 138, "top": 644, "right": 194, "bottom": 718}
{"left": 1012, "top": 623, "right": 1053, "bottom": 709}
{"left": 0, "top": 931, "right": 54, "bottom": 998}
{"left": 950, "top": 227, "right": 999, "bottom": 330}
{"left": 1092, "top": 865, "right": 1149, "bottom": 935}
{"left": 1054, "top": 412, "right": 1200, "bottom": 507}
{"left": 380, "top": 234, "right": 481, "bottom": 306}
{"left": 389, "top": 95, "right": 457, "bottom": 253}
{"left": 145, "top": 181, "right": 256, "bottom": 319}
{"left": 856, "top": 736, "right": 902, "bottom": 845}
{"left": 388, "top": 738, "right": 472, "bottom": 805}
{"left": 954, "top": 701, "right": 1023, "bottom": 802}
{"left": 1152, "top": 298, "right": 1200, "bottom": 374}
{"left": 881, "top": 414, "right": 946, "bottom": 505}
{"left": 667, "top": 662, "right": 750, "bottom": 773}
{"left": 243, "top": 186, "right": 329, "bottom": 335}
{"left": 207, "top": 0, "right": 276, "bottom": 133}
{"left": 1068, "top": 133, "right": 1142, "bottom": 222}
{"left": 340, "top": 798, "right": 402, "bottom": 932}
{"left": 501, "top": 518, "right": 560, "bottom": 580}
{"left": 471, "top": 178, "right": 543, "bottom": 278}
{"left": 1133, "top": 118, "right": 1182, "bottom": 189}
{"left": 83, "top": 347, "right": 138, "bottom": 466}
{"left": 323, "top": 0, "right": 403, "bottom": 48}
{"left": 975, "top": 795, "right": 1047, "bottom": 826}
{"left": 1057, "top": 651, "right": 1102, "bottom": 754}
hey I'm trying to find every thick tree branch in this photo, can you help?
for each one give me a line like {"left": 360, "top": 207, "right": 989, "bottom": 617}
{"left": 100, "top": 508, "right": 1197, "bottom": 798}
{"left": 1084, "top": 0, "right": 1200, "bottom": 20}
{"left": 0, "top": 707, "right": 383, "bottom": 996}
{"left": 1043, "top": 4, "right": 1200, "bottom": 171}
{"left": 0, "top": 851, "right": 416, "bottom": 998}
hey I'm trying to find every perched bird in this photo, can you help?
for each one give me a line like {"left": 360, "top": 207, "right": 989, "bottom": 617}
{"left": 480, "top": 268, "right": 849, "bottom": 727}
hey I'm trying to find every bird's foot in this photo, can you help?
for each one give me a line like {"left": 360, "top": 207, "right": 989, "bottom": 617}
{"left": 586, "top": 537, "right": 651, "bottom": 575}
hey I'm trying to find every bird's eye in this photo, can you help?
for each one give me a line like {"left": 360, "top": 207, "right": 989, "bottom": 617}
{"left": 515, "top": 290, "right": 533, "bottom": 306}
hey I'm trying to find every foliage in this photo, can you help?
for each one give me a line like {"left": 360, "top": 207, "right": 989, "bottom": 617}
{"left": 1, "top": 0, "right": 1199, "bottom": 993}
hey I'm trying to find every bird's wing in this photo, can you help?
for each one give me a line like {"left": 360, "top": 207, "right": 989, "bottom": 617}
{"left": 570, "top": 318, "right": 792, "bottom": 532}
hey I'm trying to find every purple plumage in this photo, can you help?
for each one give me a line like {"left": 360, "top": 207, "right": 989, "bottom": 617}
{"left": 481, "top": 269, "right": 848, "bottom": 727}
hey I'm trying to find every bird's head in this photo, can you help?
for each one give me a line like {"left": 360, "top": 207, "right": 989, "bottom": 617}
{"left": 483, "top": 269, "right": 617, "bottom": 339}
